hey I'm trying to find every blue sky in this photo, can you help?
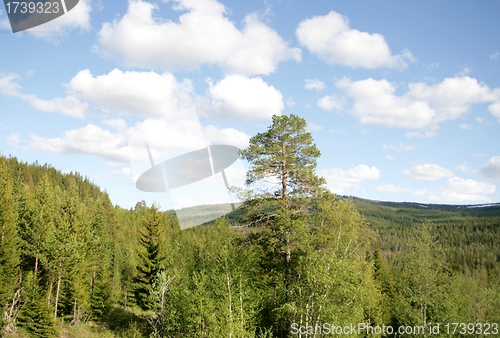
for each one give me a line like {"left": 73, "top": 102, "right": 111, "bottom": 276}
{"left": 1, "top": 0, "right": 499, "bottom": 209}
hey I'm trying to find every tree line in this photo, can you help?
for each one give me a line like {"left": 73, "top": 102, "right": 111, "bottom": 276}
{"left": 0, "top": 114, "right": 499, "bottom": 337}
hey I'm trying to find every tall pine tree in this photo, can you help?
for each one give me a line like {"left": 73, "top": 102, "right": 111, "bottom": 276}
{"left": 0, "top": 157, "right": 20, "bottom": 331}
{"left": 134, "top": 204, "right": 164, "bottom": 311}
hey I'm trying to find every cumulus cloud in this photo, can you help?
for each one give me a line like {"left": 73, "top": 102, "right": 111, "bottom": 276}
{"left": 403, "top": 163, "right": 454, "bottom": 181}
{"left": 490, "top": 52, "right": 500, "bottom": 60}
{"left": 460, "top": 124, "right": 472, "bottom": 130}
{"left": 456, "top": 163, "right": 477, "bottom": 174}
{"left": 67, "top": 69, "right": 194, "bottom": 118}
{"left": 6, "top": 133, "right": 20, "bottom": 146}
{"left": 383, "top": 143, "right": 414, "bottom": 151}
{"left": 317, "top": 94, "right": 344, "bottom": 111}
{"left": 305, "top": 79, "right": 325, "bottom": 91}
{"left": 29, "top": 124, "right": 134, "bottom": 163}
{"left": 202, "top": 125, "right": 250, "bottom": 149}
{"left": 28, "top": 113, "right": 250, "bottom": 163}
{"left": 376, "top": 184, "right": 427, "bottom": 196}
{"left": 489, "top": 101, "right": 500, "bottom": 120}
{"left": 296, "top": 11, "right": 414, "bottom": 69}
{"left": 95, "top": 0, "right": 300, "bottom": 75}
{"left": 307, "top": 123, "right": 323, "bottom": 132}
{"left": 429, "top": 177, "right": 496, "bottom": 202}
{"left": 201, "top": 75, "right": 284, "bottom": 121}
{"left": 327, "top": 76, "right": 500, "bottom": 136}
{"left": 384, "top": 154, "right": 397, "bottom": 161}
{"left": 0, "top": 72, "right": 91, "bottom": 118}
{"left": 318, "top": 164, "right": 380, "bottom": 194}
{"left": 24, "top": 0, "right": 92, "bottom": 39}
{"left": 481, "top": 156, "right": 500, "bottom": 181}
{"left": 1, "top": 69, "right": 283, "bottom": 122}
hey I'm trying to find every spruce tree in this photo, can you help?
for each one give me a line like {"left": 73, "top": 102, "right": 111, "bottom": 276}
{"left": 18, "top": 272, "right": 58, "bottom": 338}
{"left": 134, "top": 204, "right": 164, "bottom": 311}
{"left": 0, "top": 158, "right": 20, "bottom": 330}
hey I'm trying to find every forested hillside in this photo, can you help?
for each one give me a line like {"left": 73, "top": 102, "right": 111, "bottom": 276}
{"left": 1, "top": 153, "right": 499, "bottom": 337}
{"left": 351, "top": 197, "right": 500, "bottom": 275}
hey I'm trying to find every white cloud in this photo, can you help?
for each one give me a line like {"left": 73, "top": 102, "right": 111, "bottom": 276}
{"left": 377, "top": 184, "right": 428, "bottom": 197}
{"left": 24, "top": 0, "right": 92, "bottom": 39}
{"left": 29, "top": 124, "right": 133, "bottom": 163}
{"left": 489, "top": 101, "right": 500, "bottom": 120}
{"left": 333, "top": 76, "right": 500, "bottom": 136}
{"left": 318, "top": 164, "right": 380, "bottom": 194}
{"left": 317, "top": 94, "right": 344, "bottom": 111}
{"left": 376, "top": 184, "right": 412, "bottom": 193}
{"left": 307, "top": 123, "right": 323, "bottom": 132}
{"left": 476, "top": 116, "right": 484, "bottom": 123}
{"left": 456, "top": 163, "right": 477, "bottom": 174}
{"left": 6, "top": 132, "right": 20, "bottom": 146}
{"left": 481, "top": 156, "right": 500, "bottom": 181}
{"left": 336, "top": 77, "right": 435, "bottom": 130}
{"left": 0, "top": 72, "right": 90, "bottom": 118}
{"left": 409, "top": 76, "right": 496, "bottom": 121}
{"left": 456, "top": 67, "right": 472, "bottom": 76}
{"left": 474, "top": 153, "right": 485, "bottom": 158}
{"left": 28, "top": 114, "right": 250, "bottom": 163}
{"left": 383, "top": 143, "right": 414, "bottom": 151}
{"left": 304, "top": 79, "right": 325, "bottom": 91}
{"left": 460, "top": 124, "right": 472, "bottom": 130}
{"left": 95, "top": 166, "right": 133, "bottom": 179}
{"left": 95, "top": 0, "right": 300, "bottom": 76}
{"left": 201, "top": 75, "right": 284, "bottom": 121}
{"left": 296, "top": 11, "right": 413, "bottom": 69}
{"left": 429, "top": 177, "right": 496, "bottom": 202}
{"left": 0, "top": 9, "right": 10, "bottom": 30}
{"left": 202, "top": 125, "right": 250, "bottom": 149}
{"left": 490, "top": 52, "right": 500, "bottom": 60}
{"left": 403, "top": 163, "right": 454, "bottom": 181}
{"left": 384, "top": 154, "right": 397, "bottom": 161}
{"left": 423, "top": 62, "right": 439, "bottom": 70}
{"left": 67, "top": 69, "right": 194, "bottom": 118}
{"left": 286, "top": 97, "right": 296, "bottom": 108}
{"left": 2, "top": 69, "right": 284, "bottom": 122}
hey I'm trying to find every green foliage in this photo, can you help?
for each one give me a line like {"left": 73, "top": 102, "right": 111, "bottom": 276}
{"left": 392, "top": 223, "right": 453, "bottom": 330}
{"left": 17, "top": 272, "right": 58, "bottom": 337}
{"left": 240, "top": 113, "right": 325, "bottom": 199}
{"left": 1, "top": 142, "right": 499, "bottom": 337}
{"left": 0, "top": 158, "right": 20, "bottom": 330}
{"left": 133, "top": 204, "right": 165, "bottom": 311}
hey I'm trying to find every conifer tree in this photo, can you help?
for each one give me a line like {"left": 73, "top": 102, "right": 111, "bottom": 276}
{"left": 18, "top": 272, "right": 57, "bottom": 337}
{"left": 89, "top": 204, "right": 113, "bottom": 321}
{"left": 240, "top": 114, "right": 325, "bottom": 199}
{"left": 240, "top": 114, "right": 326, "bottom": 335}
{"left": 0, "top": 158, "right": 20, "bottom": 330}
{"left": 134, "top": 204, "right": 164, "bottom": 311}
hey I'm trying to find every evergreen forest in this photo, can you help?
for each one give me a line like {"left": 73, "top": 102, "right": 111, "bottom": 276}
{"left": 0, "top": 115, "right": 499, "bottom": 337}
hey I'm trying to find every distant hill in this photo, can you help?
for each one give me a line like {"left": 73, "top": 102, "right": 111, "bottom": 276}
{"left": 344, "top": 196, "right": 500, "bottom": 229}
{"left": 174, "top": 196, "right": 500, "bottom": 273}
{"left": 344, "top": 196, "right": 500, "bottom": 273}
{"left": 174, "top": 196, "right": 500, "bottom": 226}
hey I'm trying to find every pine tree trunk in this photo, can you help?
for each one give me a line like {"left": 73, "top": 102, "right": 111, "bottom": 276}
{"left": 281, "top": 140, "right": 287, "bottom": 199}
{"left": 47, "top": 281, "right": 53, "bottom": 304}
{"left": 34, "top": 255, "right": 39, "bottom": 279}
{"left": 54, "top": 273, "right": 61, "bottom": 320}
